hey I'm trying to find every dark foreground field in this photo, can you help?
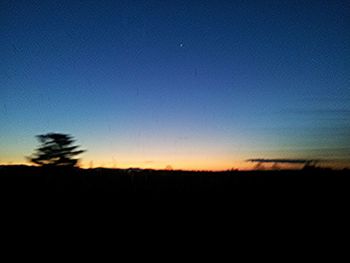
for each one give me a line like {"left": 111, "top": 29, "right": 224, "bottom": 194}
{"left": 1, "top": 166, "right": 347, "bottom": 258}
{"left": 2, "top": 165, "right": 350, "bottom": 232}
{"left": 1, "top": 166, "right": 349, "bottom": 198}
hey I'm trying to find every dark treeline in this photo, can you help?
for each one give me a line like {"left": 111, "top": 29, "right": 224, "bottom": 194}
{"left": 1, "top": 166, "right": 349, "bottom": 199}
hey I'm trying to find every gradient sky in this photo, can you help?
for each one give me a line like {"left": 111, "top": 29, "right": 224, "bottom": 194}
{"left": 1, "top": 0, "right": 349, "bottom": 170}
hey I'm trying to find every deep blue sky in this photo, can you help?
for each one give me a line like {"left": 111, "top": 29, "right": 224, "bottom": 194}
{"left": 1, "top": 0, "right": 349, "bottom": 169}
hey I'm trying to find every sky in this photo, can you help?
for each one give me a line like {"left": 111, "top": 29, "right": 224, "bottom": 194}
{"left": 1, "top": 0, "right": 349, "bottom": 170}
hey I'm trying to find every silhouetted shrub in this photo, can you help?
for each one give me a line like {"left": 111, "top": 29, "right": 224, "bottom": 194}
{"left": 28, "top": 133, "right": 85, "bottom": 167}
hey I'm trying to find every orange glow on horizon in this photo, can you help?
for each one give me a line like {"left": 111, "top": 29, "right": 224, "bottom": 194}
{"left": 2, "top": 158, "right": 348, "bottom": 171}
{"left": 0, "top": 158, "right": 254, "bottom": 171}
{"left": 1, "top": 150, "right": 349, "bottom": 171}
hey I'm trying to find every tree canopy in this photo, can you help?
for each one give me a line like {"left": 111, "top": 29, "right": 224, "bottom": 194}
{"left": 28, "top": 133, "right": 85, "bottom": 167}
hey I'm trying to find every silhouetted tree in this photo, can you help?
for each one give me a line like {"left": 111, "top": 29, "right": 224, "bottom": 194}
{"left": 28, "top": 133, "right": 85, "bottom": 167}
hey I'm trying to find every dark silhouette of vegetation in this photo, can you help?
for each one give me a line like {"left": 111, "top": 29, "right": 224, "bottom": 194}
{"left": 0, "top": 165, "right": 349, "bottom": 197}
{"left": 28, "top": 133, "right": 85, "bottom": 167}
{"left": 247, "top": 158, "right": 322, "bottom": 170}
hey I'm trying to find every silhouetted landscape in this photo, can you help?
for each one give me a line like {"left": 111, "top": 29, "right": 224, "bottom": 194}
{"left": 1, "top": 133, "right": 348, "bottom": 198}
{"left": 1, "top": 165, "right": 349, "bottom": 199}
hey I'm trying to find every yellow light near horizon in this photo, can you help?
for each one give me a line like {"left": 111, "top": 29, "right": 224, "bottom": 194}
{"left": 77, "top": 152, "right": 255, "bottom": 171}
{"left": 2, "top": 152, "right": 349, "bottom": 171}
